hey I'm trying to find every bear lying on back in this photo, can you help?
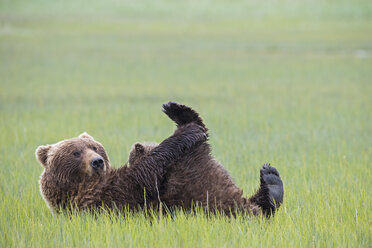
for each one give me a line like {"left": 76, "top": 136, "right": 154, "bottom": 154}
{"left": 128, "top": 102, "right": 284, "bottom": 216}
{"left": 36, "top": 102, "right": 283, "bottom": 217}
{"left": 36, "top": 116, "right": 207, "bottom": 213}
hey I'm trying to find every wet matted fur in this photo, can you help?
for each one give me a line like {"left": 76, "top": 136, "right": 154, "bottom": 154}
{"left": 128, "top": 102, "right": 284, "bottom": 217}
{"left": 36, "top": 116, "right": 207, "bottom": 214}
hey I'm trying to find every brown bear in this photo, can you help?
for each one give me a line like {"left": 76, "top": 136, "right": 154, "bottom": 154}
{"left": 36, "top": 118, "right": 207, "bottom": 214}
{"left": 128, "top": 102, "right": 284, "bottom": 216}
{"left": 128, "top": 142, "right": 159, "bottom": 168}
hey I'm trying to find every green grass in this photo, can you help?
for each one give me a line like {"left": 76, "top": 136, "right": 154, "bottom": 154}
{"left": 0, "top": 0, "right": 371, "bottom": 247}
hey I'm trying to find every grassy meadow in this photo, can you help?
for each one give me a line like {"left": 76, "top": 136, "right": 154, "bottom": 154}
{"left": 0, "top": 0, "right": 371, "bottom": 247}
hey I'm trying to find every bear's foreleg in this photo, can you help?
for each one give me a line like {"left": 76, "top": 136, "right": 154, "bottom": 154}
{"left": 162, "top": 101, "right": 207, "bottom": 130}
{"left": 127, "top": 123, "right": 207, "bottom": 201}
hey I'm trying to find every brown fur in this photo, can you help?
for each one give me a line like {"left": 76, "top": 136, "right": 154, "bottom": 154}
{"left": 36, "top": 124, "right": 207, "bottom": 214}
{"left": 128, "top": 102, "right": 284, "bottom": 217}
{"left": 128, "top": 142, "right": 158, "bottom": 168}
{"left": 36, "top": 102, "right": 283, "bottom": 217}
{"left": 129, "top": 142, "right": 261, "bottom": 216}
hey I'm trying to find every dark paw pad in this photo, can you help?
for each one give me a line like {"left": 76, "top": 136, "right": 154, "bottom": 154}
{"left": 260, "top": 163, "right": 283, "bottom": 208}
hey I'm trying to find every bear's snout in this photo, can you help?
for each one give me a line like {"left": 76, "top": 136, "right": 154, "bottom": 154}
{"left": 90, "top": 157, "right": 104, "bottom": 170}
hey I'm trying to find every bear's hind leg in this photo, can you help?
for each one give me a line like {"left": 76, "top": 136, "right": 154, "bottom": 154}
{"left": 248, "top": 164, "right": 284, "bottom": 217}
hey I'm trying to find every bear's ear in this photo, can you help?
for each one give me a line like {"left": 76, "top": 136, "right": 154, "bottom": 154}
{"left": 134, "top": 143, "right": 145, "bottom": 154}
{"left": 35, "top": 145, "right": 52, "bottom": 167}
{"left": 79, "top": 132, "right": 94, "bottom": 140}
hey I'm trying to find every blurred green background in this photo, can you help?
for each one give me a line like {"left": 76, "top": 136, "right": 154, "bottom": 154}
{"left": 0, "top": 0, "right": 371, "bottom": 247}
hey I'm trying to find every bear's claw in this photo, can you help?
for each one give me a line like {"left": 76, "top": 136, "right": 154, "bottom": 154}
{"left": 260, "top": 163, "right": 279, "bottom": 179}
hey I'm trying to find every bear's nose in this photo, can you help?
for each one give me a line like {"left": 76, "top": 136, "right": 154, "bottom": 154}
{"left": 90, "top": 157, "right": 104, "bottom": 170}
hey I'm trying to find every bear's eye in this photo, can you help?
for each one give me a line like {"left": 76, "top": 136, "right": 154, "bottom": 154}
{"left": 92, "top": 146, "right": 98, "bottom": 152}
{"left": 73, "top": 151, "right": 81, "bottom": 158}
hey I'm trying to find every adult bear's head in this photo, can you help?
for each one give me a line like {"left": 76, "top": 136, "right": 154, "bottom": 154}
{"left": 35, "top": 132, "right": 110, "bottom": 213}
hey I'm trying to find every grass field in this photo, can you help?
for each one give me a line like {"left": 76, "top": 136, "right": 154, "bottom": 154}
{"left": 1, "top": 0, "right": 371, "bottom": 247}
